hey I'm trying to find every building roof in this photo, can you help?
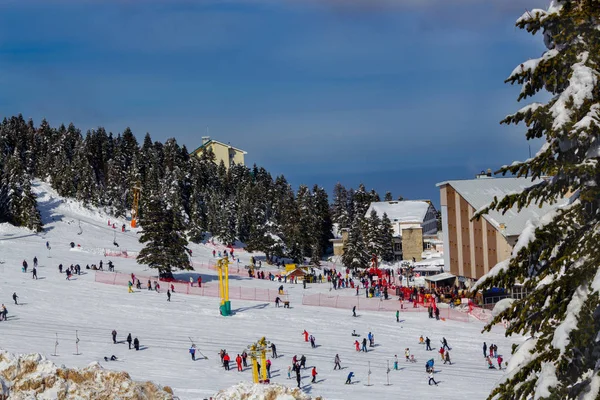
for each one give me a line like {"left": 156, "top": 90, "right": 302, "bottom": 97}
{"left": 436, "top": 177, "right": 568, "bottom": 238}
{"left": 424, "top": 272, "right": 456, "bottom": 282}
{"left": 190, "top": 139, "right": 247, "bottom": 155}
{"left": 365, "top": 200, "right": 432, "bottom": 223}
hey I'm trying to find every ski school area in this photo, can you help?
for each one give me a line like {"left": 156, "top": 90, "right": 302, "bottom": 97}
{"left": 0, "top": 182, "right": 520, "bottom": 399}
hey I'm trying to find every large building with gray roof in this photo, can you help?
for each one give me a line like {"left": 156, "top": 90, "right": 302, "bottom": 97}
{"left": 437, "top": 174, "right": 568, "bottom": 287}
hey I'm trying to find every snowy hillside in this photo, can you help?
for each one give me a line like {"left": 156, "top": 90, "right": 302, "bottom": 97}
{"left": 0, "top": 180, "right": 521, "bottom": 399}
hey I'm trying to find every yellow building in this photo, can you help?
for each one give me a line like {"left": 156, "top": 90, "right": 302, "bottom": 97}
{"left": 191, "top": 136, "right": 247, "bottom": 170}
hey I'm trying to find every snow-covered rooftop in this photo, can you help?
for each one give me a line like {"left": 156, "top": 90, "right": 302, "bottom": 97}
{"left": 365, "top": 200, "right": 431, "bottom": 223}
{"left": 437, "top": 177, "right": 568, "bottom": 238}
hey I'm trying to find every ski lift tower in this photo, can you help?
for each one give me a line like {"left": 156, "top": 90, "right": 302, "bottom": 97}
{"left": 217, "top": 257, "right": 231, "bottom": 316}
{"left": 131, "top": 183, "right": 141, "bottom": 228}
{"left": 247, "top": 337, "right": 271, "bottom": 383}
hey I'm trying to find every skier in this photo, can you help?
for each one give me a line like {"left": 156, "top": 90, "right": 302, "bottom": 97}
{"left": 311, "top": 367, "right": 318, "bottom": 383}
{"left": 368, "top": 332, "right": 373, "bottom": 347}
{"left": 354, "top": 340, "right": 360, "bottom": 351}
{"left": 287, "top": 366, "right": 292, "bottom": 379}
{"left": 0, "top": 304, "right": 6, "bottom": 321}
{"left": 33, "top": 256, "right": 38, "bottom": 267}
{"left": 170, "top": 283, "right": 175, "bottom": 293}
{"left": 442, "top": 337, "right": 450, "bottom": 351}
{"left": 296, "top": 368, "right": 301, "bottom": 388}
{"left": 345, "top": 372, "right": 354, "bottom": 384}
{"left": 425, "top": 337, "right": 432, "bottom": 351}
{"left": 300, "top": 354, "right": 306, "bottom": 369}
{"left": 419, "top": 335, "right": 424, "bottom": 345}
{"left": 136, "top": 279, "right": 141, "bottom": 289}
{"left": 112, "top": 329, "right": 117, "bottom": 344}
{"left": 394, "top": 355, "right": 399, "bottom": 370}
{"left": 439, "top": 347, "right": 445, "bottom": 361}
{"left": 104, "top": 355, "right": 118, "bottom": 361}
{"left": 334, "top": 354, "right": 341, "bottom": 370}
{"left": 497, "top": 355, "right": 503, "bottom": 370}
{"left": 428, "top": 370, "right": 439, "bottom": 385}
{"left": 236, "top": 354, "right": 243, "bottom": 371}
{"left": 189, "top": 345, "right": 196, "bottom": 361}
{"left": 22, "top": 260, "right": 28, "bottom": 273}
{"left": 271, "top": 343, "right": 277, "bottom": 358}
{"left": 128, "top": 281, "right": 134, "bottom": 293}
{"left": 46, "top": 241, "right": 50, "bottom": 250}
{"left": 302, "top": 330, "right": 309, "bottom": 342}
{"left": 12, "top": 292, "right": 18, "bottom": 305}
{"left": 483, "top": 342, "right": 487, "bottom": 358}
{"left": 362, "top": 338, "right": 368, "bottom": 352}
{"left": 444, "top": 350, "right": 452, "bottom": 365}
{"left": 309, "top": 335, "right": 316, "bottom": 348}
{"left": 59, "top": 264, "right": 63, "bottom": 273}
{"left": 127, "top": 333, "right": 132, "bottom": 349}
{"left": 147, "top": 280, "right": 152, "bottom": 291}
{"left": 197, "top": 276, "right": 202, "bottom": 287}
{"left": 167, "top": 290, "right": 171, "bottom": 302}
{"left": 405, "top": 348, "right": 411, "bottom": 361}
{"left": 242, "top": 351, "right": 248, "bottom": 367}
{"left": 275, "top": 297, "right": 281, "bottom": 307}
{"left": 266, "top": 359, "right": 272, "bottom": 378}
{"left": 396, "top": 310, "right": 400, "bottom": 322}
{"left": 32, "top": 267, "right": 38, "bottom": 279}
{"left": 352, "top": 305, "right": 356, "bottom": 317}
{"left": 223, "top": 352, "right": 230, "bottom": 370}
{"left": 133, "top": 337, "right": 140, "bottom": 351}
{"left": 189, "top": 277, "right": 194, "bottom": 287}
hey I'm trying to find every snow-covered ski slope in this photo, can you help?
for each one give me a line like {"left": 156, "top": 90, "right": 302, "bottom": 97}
{"left": 0, "top": 181, "right": 521, "bottom": 399}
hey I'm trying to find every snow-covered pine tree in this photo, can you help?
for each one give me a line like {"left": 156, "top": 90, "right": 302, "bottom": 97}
{"left": 331, "top": 183, "right": 350, "bottom": 229}
{"left": 363, "top": 209, "right": 381, "bottom": 259}
{"left": 474, "top": 2, "right": 600, "bottom": 399}
{"left": 137, "top": 194, "right": 191, "bottom": 278}
{"left": 378, "top": 213, "right": 395, "bottom": 263}
{"left": 384, "top": 191, "right": 393, "bottom": 201}
{"left": 342, "top": 215, "right": 369, "bottom": 269}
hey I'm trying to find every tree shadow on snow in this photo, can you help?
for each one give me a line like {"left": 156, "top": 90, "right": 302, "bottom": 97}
{"left": 231, "top": 303, "right": 269, "bottom": 314}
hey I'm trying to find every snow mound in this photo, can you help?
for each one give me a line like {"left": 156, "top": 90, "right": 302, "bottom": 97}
{"left": 214, "top": 382, "right": 321, "bottom": 400}
{"left": 0, "top": 350, "right": 173, "bottom": 399}
{"left": 492, "top": 298, "right": 515, "bottom": 317}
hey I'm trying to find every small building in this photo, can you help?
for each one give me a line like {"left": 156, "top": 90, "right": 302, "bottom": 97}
{"left": 191, "top": 136, "right": 247, "bottom": 170}
{"left": 330, "top": 228, "right": 349, "bottom": 256}
{"left": 437, "top": 175, "right": 569, "bottom": 287}
{"left": 365, "top": 200, "right": 438, "bottom": 262}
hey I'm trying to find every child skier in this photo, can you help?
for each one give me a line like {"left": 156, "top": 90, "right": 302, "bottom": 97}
{"left": 345, "top": 372, "right": 354, "bottom": 384}
{"left": 394, "top": 355, "right": 399, "bottom": 370}
{"left": 311, "top": 367, "right": 318, "bottom": 383}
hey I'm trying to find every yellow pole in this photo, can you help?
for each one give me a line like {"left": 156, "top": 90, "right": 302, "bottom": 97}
{"left": 260, "top": 350, "right": 268, "bottom": 382}
{"left": 224, "top": 258, "right": 230, "bottom": 302}
{"left": 217, "top": 260, "right": 224, "bottom": 306}
{"left": 251, "top": 356, "right": 259, "bottom": 383}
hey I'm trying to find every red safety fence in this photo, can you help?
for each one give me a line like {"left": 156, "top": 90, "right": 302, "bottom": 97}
{"left": 301, "top": 294, "right": 471, "bottom": 322}
{"left": 103, "top": 249, "right": 139, "bottom": 259}
{"left": 95, "top": 271, "right": 280, "bottom": 302}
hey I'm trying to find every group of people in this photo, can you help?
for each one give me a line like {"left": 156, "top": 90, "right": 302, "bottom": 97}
{"left": 483, "top": 342, "right": 504, "bottom": 369}
{"left": 111, "top": 330, "right": 140, "bottom": 351}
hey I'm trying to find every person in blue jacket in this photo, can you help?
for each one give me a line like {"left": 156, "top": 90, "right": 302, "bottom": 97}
{"left": 345, "top": 372, "right": 354, "bottom": 384}
{"left": 189, "top": 345, "right": 196, "bottom": 361}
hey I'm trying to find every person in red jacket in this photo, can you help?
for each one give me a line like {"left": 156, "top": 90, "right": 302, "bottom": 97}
{"left": 311, "top": 367, "right": 318, "bottom": 383}
{"left": 236, "top": 354, "right": 243, "bottom": 371}
{"left": 223, "top": 353, "right": 230, "bottom": 370}
{"left": 354, "top": 340, "right": 360, "bottom": 351}
{"left": 197, "top": 276, "right": 202, "bottom": 288}
{"left": 303, "top": 330, "right": 309, "bottom": 342}
{"left": 497, "top": 356, "right": 504, "bottom": 370}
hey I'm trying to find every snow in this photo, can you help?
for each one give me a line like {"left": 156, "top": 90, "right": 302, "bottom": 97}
{"left": 0, "top": 180, "right": 521, "bottom": 399}
{"left": 491, "top": 299, "right": 514, "bottom": 318}
{"left": 534, "top": 362, "right": 559, "bottom": 399}
{"left": 365, "top": 201, "right": 431, "bottom": 224}
{"left": 550, "top": 54, "right": 598, "bottom": 130}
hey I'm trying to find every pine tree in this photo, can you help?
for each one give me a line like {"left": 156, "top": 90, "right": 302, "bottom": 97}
{"left": 384, "top": 191, "right": 393, "bottom": 201}
{"left": 342, "top": 216, "right": 369, "bottom": 269}
{"left": 331, "top": 183, "right": 350, "bottom": 229}
{"left": 475, "top": 3, "right": 600, "bottom": 399}
{"left": 379, "top": 213, "right": 395, "bottom": 262}
{"left": 137, "top": 195, "right": 191, "bottom": 278}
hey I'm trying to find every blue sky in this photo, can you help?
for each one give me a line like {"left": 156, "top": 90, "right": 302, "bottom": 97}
{"left": 0, "top": 0, "right": 550, "bottom": 206}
